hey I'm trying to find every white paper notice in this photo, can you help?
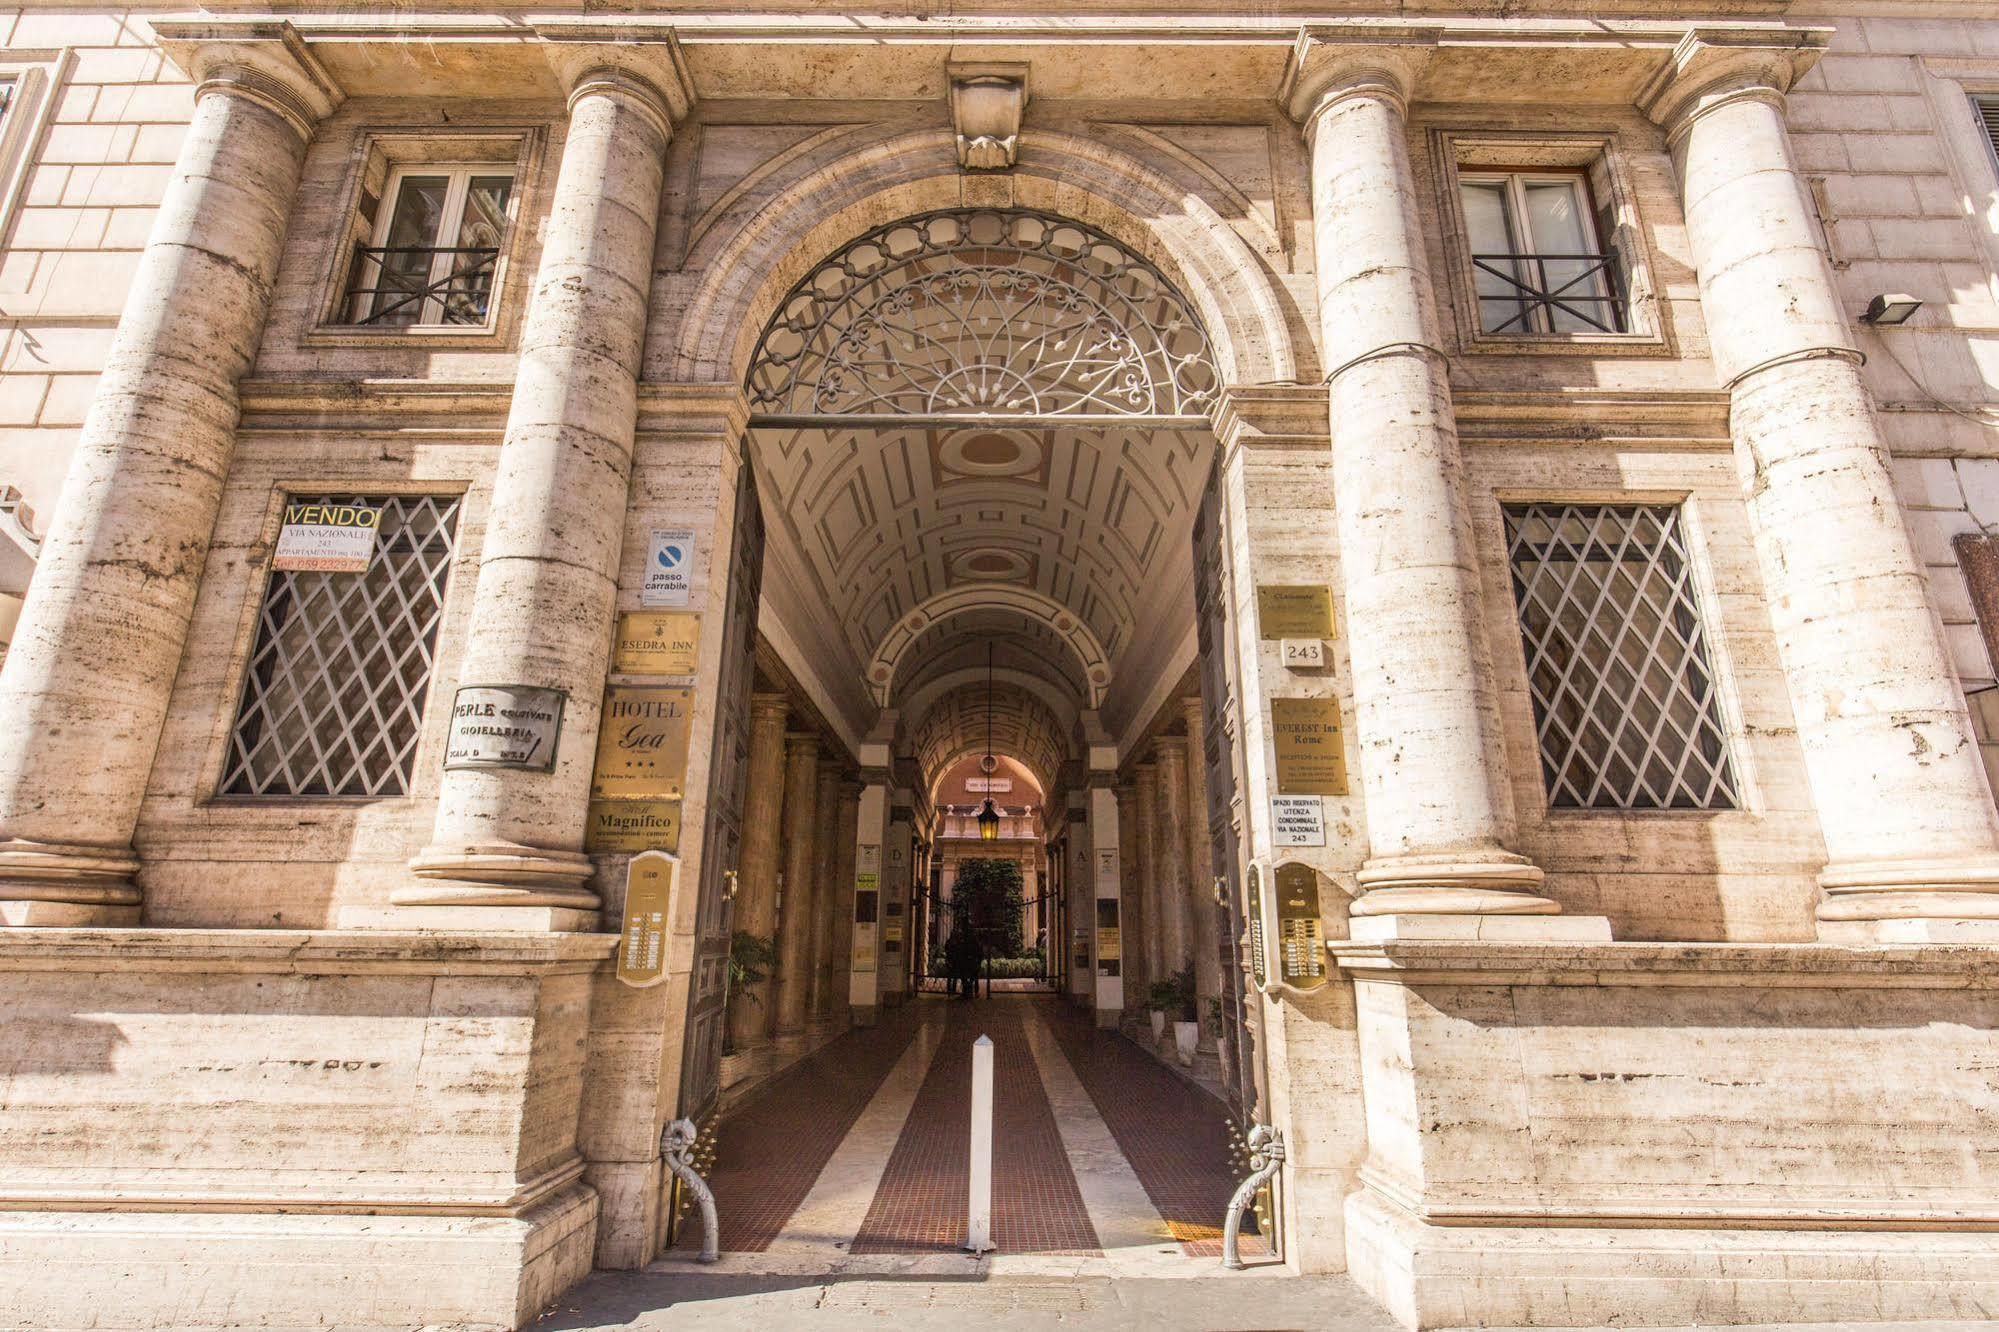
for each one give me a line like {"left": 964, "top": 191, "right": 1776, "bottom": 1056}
{"left": 642, "top": 528, "right": 698, "bottom": 607}
{"left": 1272, "top": 795, "right": 1326, "bottom": 847}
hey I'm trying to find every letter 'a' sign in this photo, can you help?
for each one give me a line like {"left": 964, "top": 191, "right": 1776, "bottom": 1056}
{"left": 617, "top": 851, "right": 676, "bottom": 988}
{"left": 274, "top": 502, "right": 381, "bottom": 573}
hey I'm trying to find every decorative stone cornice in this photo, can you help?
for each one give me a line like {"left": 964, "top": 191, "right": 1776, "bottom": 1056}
{"left": 150, "top": 19, "right": 343, "bottom": 138}
{"left": 1636, "top": 25, "right": 1831, "bottom": 139}
{"left": 1278, "top": 25, "right": 1442, "bottom": 129}
{"left": 1330, "top": 939, "right": 1999, "bottom": 989}
{"left": 0, "top": 927, "right": 617, "bottom": 975}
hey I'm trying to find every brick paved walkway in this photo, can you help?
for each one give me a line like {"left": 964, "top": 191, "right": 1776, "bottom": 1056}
{"left": 684, "top": 993, "right": 1258, "bottom": 1269}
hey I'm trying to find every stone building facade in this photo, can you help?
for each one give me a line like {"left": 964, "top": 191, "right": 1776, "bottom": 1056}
{"left": 2, "top": 3, "right": 1998, "bottom": 1328}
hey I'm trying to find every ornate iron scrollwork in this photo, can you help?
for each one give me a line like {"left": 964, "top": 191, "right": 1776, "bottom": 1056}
{"left": 748, "top": 209, "right": 1218, "bottom": 419}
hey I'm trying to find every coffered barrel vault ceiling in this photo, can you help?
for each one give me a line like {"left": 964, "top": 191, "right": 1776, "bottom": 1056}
{"left": 742, "top": 207, "right": 1221, "bottom": 776}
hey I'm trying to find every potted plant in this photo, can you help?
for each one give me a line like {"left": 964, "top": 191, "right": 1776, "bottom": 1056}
{"left": 722, "top": 931, "right": 776, "bottom": 1055}
{"left": 1146, "top": 978, "right": 1175, "bottom": 1042}
{"left": 1169, "top": 963, "right": 1200, "bottom": 1066}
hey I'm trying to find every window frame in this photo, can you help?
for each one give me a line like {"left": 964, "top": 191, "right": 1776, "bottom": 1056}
{"left": 216, "top": 488, "right": 466, "bottom": 802}
{"left": 1498, "top": 498, "right": 1743, "bottom": 815}
{"left": 1457, "top": 167, "right": 1620, "bottom": 337}
{"left": 1430, "top": 130, "right": 1669, "bottom": 355}
{"left": 305, "top": 126, "right": 545, "bottom": 350}
{"left": 349, "top": 162, "right": 517, "bottom": 329}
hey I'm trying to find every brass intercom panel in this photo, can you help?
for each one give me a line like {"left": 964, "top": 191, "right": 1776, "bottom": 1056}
{"left": 1250, "top": 859, "right": 1330, "bottom": 996}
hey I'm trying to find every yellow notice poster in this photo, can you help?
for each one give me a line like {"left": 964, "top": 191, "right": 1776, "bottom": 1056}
{"left": 616, "top": 851, "right": 676, "bottom": 988}
{"left": 592, "top": 686, "right": 694, "bottom": 799}
{"left": 1270, "top": 696, "right": 1348, "bottom": 795}
{"left": 612, "top": 612, "right": 701, "bottom": 676}
{"left": 1097, "top": 926, "right": 1121, "bottom": 961}
{"left": 1256, "top": 586, "right": 1336, "bottom": 639}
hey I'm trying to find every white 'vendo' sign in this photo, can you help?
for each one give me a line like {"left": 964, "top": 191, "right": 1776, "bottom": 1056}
{"left": 1271, "top": 795, "right": 1326, "bottom": 847}
{"left": 642, "top": 528, "right": 698, "bottom": 607}
{"left": 274, "top": 502, "right": 381, "bottom": 573}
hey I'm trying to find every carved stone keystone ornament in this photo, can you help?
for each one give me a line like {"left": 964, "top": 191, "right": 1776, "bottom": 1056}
{"left": 949, "top": 64, "right": 1028, "bottom": 171}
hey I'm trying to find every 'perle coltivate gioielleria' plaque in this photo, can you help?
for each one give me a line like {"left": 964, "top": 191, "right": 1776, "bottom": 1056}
{"left": 443, "top": 685, "right": 565, "bottom": 772}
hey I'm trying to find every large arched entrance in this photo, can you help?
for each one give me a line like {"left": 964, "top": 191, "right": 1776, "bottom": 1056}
{"left": 666, "top": 205, "right": 1275, "bottom": 1271}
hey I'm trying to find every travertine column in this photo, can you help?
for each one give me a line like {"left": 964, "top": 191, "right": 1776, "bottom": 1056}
{"left": 1646, "top": 37, "right": 1999, "bottom": 941}
{"left": 1113, "top": 780, "right": 1148, "bottom": 1002}
{"left": 808, "top": 763, "right": 844, "bottom": 1020}
{"left": 1182, "top": 699, "right": 1222, "bottom": 1041}
{"left": 1131, "top": 763, "right": 1162, "bottom": 989}
{"left": 1152, "top": 739, "right": 1193, "bottom": 981}
{"left": 828, "top": 780, "right": 862, "bottom": 1021}
{"left": 1294, "top": 53, "right": 1569, "bottom": 927}
{"left": 404, "top": 67, "right": 681, "bottom": 924}
{"left": 772, "top": 737, "right": 821, "bottom": 1038}
{"left": 0, "top": 37, "right": 338, "bottom": 925}
{"left": 727, "top": 694, "right": 789, "bottom": 1052}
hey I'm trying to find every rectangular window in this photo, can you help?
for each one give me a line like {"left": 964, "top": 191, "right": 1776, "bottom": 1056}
{"left": 1976, "top": 96, "right": 1999, "bottom": 177}
{"left": 223, "top": 494, "right": 461, "bottom": 797}
{"left": 1460, "top": 171, "right": 1624, "bottom": 335}
{"left": 344, "top": 165, "right": 514, "bottom": 327}
{"left": 1503, "top": 503, "right": 1737, "bottom": 810}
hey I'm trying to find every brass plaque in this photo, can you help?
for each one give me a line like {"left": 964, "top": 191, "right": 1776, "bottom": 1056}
{"left": 1097, "top": 926, "right": 1120, "bottom": 961}
{"left": 1257, "top": 586, "right": 1336, "bottom": 640}
{"left": 612, "top": 611, "right": 701, "bottom": 676}
{"left": 616, "top": 851, "right": 676, "bottom": 988}
{"left": 1270, "top": 696, "right": 1348, "bottom": 795}
{"left": 586, "top": 799, "right": 682, "bottom": 854}
{"left": 592, "top": 685, "right": 694, "bottom": 799}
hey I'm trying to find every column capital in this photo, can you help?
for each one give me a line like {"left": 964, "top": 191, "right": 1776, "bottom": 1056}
{"left": 1279, "top": 27, "right": 1440, "bottom": 131}
{"left": 1637, "top": 26, "right": 1830, "bottom": 139}
{"left": 152, "top": 20, "right": 344, "bottom": 138}
{"left": 537, "top": 26, "right": 696, "bottom": 133}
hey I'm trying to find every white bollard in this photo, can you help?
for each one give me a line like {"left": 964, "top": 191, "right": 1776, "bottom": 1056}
{"left": 965, "top": 1034, "right": 995, "bottom": 1254}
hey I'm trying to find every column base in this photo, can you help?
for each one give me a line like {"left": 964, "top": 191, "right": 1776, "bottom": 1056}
{"left": 1353, "top": 852, "right": 1559, "bottom": 916}
{"left": 1816, "top": 862, "right": 1999, "bottom": 941}
{"left": 398, "top": 841, "right": 600, "bottom": 927}
{"left": 340, "top": 903, "right": 600, "bottom": 931}
{"left": 0, "top": 838, "right": 143, "bottom": 926}
{"left": 1348, "top": 912, "right": 1612, "bottom": 943}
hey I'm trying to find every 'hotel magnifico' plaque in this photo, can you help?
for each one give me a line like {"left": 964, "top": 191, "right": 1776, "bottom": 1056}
{"left": 591, "top": 685, "right": 693, "bottom": 799}
{"left": 585, "top": 799, "right": 682, "bottom": 854}
{"left": 1269, "top": 696, "right": 1348, "bottom": 795}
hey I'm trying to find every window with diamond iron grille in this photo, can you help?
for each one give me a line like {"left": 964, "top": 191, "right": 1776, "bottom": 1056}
{"left": 1502, "top": 503, "right": 1737, "bottom": 810}
{"left": 223, "top": 495, "right": 460, "bottom": 797}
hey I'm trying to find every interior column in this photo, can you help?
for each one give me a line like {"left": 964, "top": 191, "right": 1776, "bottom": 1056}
{"left": 828, "top": 779, "right": 862, "bottom": 1023}
{"left": 403, "top": 66, "right": 682, "bottom": 927}
{"left": 808, "top": 762, "right": 843, "bottom": 1021}
{"left": 1152, "top": 737, "right": 1193, "bottom": 985}
{"left": 727, "top": 694, "right": 789, "bottom": 1054}
{"left": 1646, "top": 36, "right": 1999, "bottom": 942}
{"left": 772, "top": 735, "right": 820, "bottom": 1044}
{"left": 1127, "top": 766, "right": 1159, "bottom": 1002}
{"left": 0, "top": 37, "right": 338, "bottom": 925}
{"left": 1293, "top": 50, "right": 1600, "bottom": 938}
{"left": 1181, "top": 698, "right": 1222, "bottom": 1046}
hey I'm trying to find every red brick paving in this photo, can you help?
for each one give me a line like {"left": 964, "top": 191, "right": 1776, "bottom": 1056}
{"left": 850, "top": 996, "right": 1100, "bottom": 1255}
{"left": 1040, "top": 998, "right": 1268, "bottom": 1258}
{"left": 678, "top": 1008, "right": 921, "bottom": 1252}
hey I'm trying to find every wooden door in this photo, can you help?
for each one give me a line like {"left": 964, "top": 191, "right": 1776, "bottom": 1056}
{"left": 677, "top": 461, "right": 764, "bottom": 1122}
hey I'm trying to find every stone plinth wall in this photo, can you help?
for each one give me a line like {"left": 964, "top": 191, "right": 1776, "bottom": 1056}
{"left": 0, "top": 930, "right": 614, "bottom": 1328}
{"left": 1333, "top": 941, "right": 1999, "bottom": 1327}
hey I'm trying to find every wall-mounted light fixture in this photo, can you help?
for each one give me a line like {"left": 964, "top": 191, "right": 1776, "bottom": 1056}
{"left": 1862, "top": 293, "right": 1924, "bottom": 326}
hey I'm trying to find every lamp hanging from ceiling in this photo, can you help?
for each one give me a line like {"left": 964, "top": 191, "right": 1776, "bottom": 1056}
{"left": 978, "top": 643, "right": 1001, "bottom": 841}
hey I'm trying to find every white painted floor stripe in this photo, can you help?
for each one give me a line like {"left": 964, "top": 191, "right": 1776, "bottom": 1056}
{"left": 1019, "top": 1002, "right": 1191, "bottom": 1276}
{"left": 764, "top": 1004, "right": 949, "bottom": 1255}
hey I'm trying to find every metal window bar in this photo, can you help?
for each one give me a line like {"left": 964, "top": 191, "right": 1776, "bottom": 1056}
{"left": 347, "top": 245, "right": 499, "bottom": 326}
{"left": 1471, "top": 252, "right": 1626, "bottom": 334}
{"left": 1502, "top": 503, "right": 1738, "bottom": 811}
{"left": 223, "top": 495, "right": 461, "bottom": 798}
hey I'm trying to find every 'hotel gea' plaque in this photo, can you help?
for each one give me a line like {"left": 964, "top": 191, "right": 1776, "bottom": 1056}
{"left": 591, "top": 685, "right": 694, "bottom": 799}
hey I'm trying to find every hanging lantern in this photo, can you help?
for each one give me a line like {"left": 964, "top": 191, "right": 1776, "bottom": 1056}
{"left": 977, "top": 796, "right": 1001, "bottom": 841}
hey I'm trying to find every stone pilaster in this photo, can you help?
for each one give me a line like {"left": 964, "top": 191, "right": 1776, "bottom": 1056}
{"left": 1112, "top": 780, "right": 1146, "bottom": 1006}
{"left": 402, "top": 65, "right": 685, "bottom": 927}
{"left": 1182, "top": 698, "right": 1222, "bottom": 1044}
{"left": 0, "top": 30, "right": 338, "bottom": 925}
{"left": 828, "top": 780, "right": 862, "bottom": 1022}
{"left": 1292, "top": 50, "right": 1594, "bottom": 938}
{"left": 1644, "top": 32, "right": 1999, "bottom": 942}
{"left": 807, "top": 763, "right": 843, "bottom": 1020}
{"left": 772, "top": 736, "right": 820, "bottom": 1038}
{"left": 727, "top": 694, "right": 788, "bottom": 1052}
{"left": 1130, "top": 763, "right": 1161, "bottom": 994}
{"left": 1152, "top": 738, "right": 1193, "bottom": 983}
